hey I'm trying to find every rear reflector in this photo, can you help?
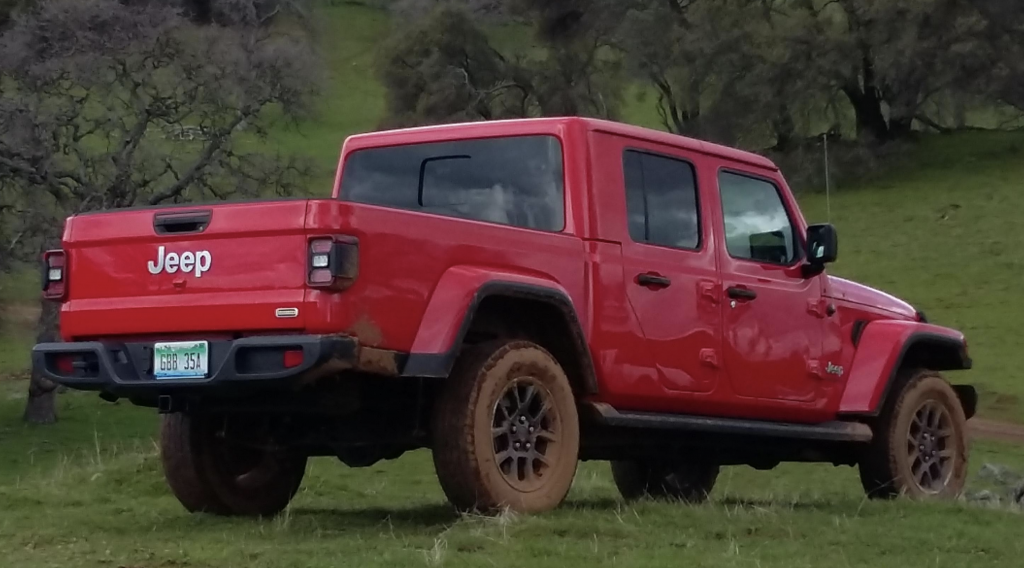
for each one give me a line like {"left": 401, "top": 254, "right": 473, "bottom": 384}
{"left": 283, "top": 349, "right": 304, "bottom": 369}
{"left": 55, "top": 354, "right": 76, "bottom": 375}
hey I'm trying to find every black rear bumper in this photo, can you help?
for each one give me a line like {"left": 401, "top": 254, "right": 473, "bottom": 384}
{"left": 32, "top": 335, "right": 357, "bottom": 399}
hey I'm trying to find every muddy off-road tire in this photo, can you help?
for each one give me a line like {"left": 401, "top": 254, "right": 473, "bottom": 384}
{"left": 432, "top": 340, "right": 580, "bottom": 514}
{"left": 160, "top": 414, "right": 308, "bottom": 517}
{"left": 611, "top": 460, "right": 719, "bottom": 503}
{"left": 858, "top": 369, "right": 968, "bottom": 499}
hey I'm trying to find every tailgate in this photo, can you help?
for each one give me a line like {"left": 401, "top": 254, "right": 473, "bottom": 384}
{"left": 61, "top": 200, "right": 312, "bottom": 339}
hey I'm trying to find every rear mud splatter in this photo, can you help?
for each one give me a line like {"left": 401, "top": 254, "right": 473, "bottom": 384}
{"left": 348, "top": 314, "right": 383, "bottom": 347}
{"left": 357, "top": 347, "right": 402, "bottom": 376}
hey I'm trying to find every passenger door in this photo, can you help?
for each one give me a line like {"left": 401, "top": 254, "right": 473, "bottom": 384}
{"left": 716, "top": 170, "right": 824, "bottom": 402}
{"left": 620, "top": 150, "right": 721, "bottom": 394}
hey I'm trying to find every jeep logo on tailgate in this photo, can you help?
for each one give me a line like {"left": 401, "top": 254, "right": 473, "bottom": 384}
{"left": 148, "top": 246, "right": 212, "bottom": 277}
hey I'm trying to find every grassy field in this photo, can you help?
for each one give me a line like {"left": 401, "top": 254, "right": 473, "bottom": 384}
{"left": 2, "top": 2, "right": 1024, "bottom": 566}
{"left": 0, "top": 381, "right": 1022, "bottom": 568}
{"left": 0, "top": 268, "right": 37, "bottom": 375}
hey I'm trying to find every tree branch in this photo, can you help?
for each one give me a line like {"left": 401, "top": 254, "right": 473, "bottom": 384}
{"left": 147, "top": 112, "right": 250, "bottom": 205}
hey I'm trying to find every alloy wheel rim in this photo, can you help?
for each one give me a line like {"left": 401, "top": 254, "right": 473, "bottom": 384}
{"left": 907, "top": 400, "right": 955, "bottom": 493}
{"left": 491, "top": 379, "right": 560, "bottom": 492}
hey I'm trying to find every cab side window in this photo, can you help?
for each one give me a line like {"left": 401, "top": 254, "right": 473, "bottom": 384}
{"left": 719, "top": 171, "right": 798, "bottom": 265}
{"left": 623, "top": 150, "right": 701, "bottom": 250}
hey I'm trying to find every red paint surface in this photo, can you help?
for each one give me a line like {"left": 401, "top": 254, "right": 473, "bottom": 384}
{"left": 56, "top": 117, "right": 970, "bottom": 422}
{"left": 837, "top": 321, "right": 966, "bottom": 414}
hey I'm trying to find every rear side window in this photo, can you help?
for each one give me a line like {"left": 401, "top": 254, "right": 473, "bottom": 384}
{"left": 719, "top": 171, "right": 798, "bottom": 265}
{"left": 623, "top": 150, "right": 700, "bottom": 250}
{"left": 339, "top": 135, "right": 565, "bottom": 231}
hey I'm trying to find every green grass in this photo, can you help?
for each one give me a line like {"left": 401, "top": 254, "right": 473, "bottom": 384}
{"left": 0, "top": 267, "right": 38, "bottom": 375}
{"left": 0, "top": 266, "right": 38, "bottom": 303}
{"left": 0, "top": 381, "right": 1023, "bottom": 568}
{"left": 264, "top": 2, "right": 391, "bottom": 192}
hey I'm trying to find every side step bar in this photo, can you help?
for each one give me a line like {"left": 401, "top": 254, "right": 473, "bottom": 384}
{"left": 589, "top": 403, "right": 873, "bottom": 443}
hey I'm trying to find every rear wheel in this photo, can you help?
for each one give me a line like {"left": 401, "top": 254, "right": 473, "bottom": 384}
{"left": 432, "top": 340, "right": 580, "bottom": 514}
{"left": 160, "top": 413, "right": 229, "bottom": 515}
{"left": 611, "top": 460, "right": 719, "bottom": 503}
{"left": 858, "top": 369, "right": 968, "bottom": 499}
{"left": 160, "top": 413, "right": 308, "bottom": 516}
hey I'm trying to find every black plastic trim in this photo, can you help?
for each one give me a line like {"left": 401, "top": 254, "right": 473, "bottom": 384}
{"left": 726, "top": 286, "right": 758, "bottom": 301}
{"left": 153, "top": 210, "right": 212, "bottom": 235}
{"left": 637, "top": 274, "right": 672, "bottom": 288}
{"left": 401, "top": 281, "right": 599, "bottom": 395}
{"left": 32, "top": 335, "right": 356, "bottom": 398}
{"left": 952, "top": 385, "right": 978, "bottom": 420}
{"left": 590, "top": 403, "right": 873, "bottom": 443}
{"left": 851, "top": 319, "right": 867, "bottom": 347}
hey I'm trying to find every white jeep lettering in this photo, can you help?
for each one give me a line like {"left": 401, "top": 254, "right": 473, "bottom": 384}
{"left": 148, "top": 246, "right": 211, "bottom": 278}
{"left": 196, "top": 251, "right": 211, "bottom": 276}
{"left": 179, "top": 251, "right": 195, "bottom": 274}
{"left": 165, "top": 252, "right": 179, "bottom": 274}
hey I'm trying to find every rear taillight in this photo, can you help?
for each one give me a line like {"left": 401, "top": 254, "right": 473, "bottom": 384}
{"left": 307, "top": 236, "right": 359, "bottom": 290}
{"left": 42, "top": 250, "right": 67, "bottom": 300}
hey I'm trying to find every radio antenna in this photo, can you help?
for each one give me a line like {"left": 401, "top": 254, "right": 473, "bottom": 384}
{"left": 823, "top": 132, "right": 832, "bottom": 222}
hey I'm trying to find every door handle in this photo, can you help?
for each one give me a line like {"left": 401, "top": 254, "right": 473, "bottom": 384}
{"left": 726, "top": 286, "right": 758, "bottom": 301}
{"left": 637, "top": 273, "right": 672, "bottom": 289}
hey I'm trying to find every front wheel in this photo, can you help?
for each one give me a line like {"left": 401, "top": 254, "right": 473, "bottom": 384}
{"left": 160, "top": 413, "right": 308, "bottom": 516}
{"left": 858, "top": 369, "right": 968, "bottom": 499}
{"left": 431, "top": 340, "right": 580, "bottom": 514}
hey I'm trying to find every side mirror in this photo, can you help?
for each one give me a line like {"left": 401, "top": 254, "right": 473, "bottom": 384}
{"left": 806, "top": 224, "right": 838, "bottom": 265}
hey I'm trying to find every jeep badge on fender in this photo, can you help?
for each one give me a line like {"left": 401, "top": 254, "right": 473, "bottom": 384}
{"left": 147, "top": 246, "right": 211, "bottom": 277}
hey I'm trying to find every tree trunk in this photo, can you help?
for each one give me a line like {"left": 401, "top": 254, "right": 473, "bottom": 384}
{"left": 842, "top": 52, "right": 892, "bottom": 142}
{"left": 772, "top": 102, "right": 796, "bottom": 152}
{"left": 182, "top": 0, "right": 212, "bottom": 24}
{"left": 23, "top": 299, "right": 60, "bottom": 424}
{"left": 843, "top": 84, "right": 889, "bottom": 142}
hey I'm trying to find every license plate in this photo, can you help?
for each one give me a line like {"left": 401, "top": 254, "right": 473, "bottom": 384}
{"left": 153, "top": 341, "right": 209, "bottom": 380}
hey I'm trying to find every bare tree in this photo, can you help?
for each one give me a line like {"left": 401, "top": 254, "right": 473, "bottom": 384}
{"left": 388, "top": 0, "right": 508, "bottom": 22}
{"left": 0, "top": 0, "right": 320, "bottom": 423}
{"left": 376, "top": 1, "right": 624, "bottom": 127}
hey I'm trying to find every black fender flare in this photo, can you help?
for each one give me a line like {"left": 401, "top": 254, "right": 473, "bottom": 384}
{"left": 401, "top": 281, "right": 599, "bottom": 395}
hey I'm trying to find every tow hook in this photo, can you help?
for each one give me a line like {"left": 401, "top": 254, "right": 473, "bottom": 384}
{"left": 158, "top": 395, "right": 181, "bottom": 414}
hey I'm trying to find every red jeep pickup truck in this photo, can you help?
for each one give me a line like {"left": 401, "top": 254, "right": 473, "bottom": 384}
{"left": 34, "top": 117, "right": 975, "bottom": 516}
